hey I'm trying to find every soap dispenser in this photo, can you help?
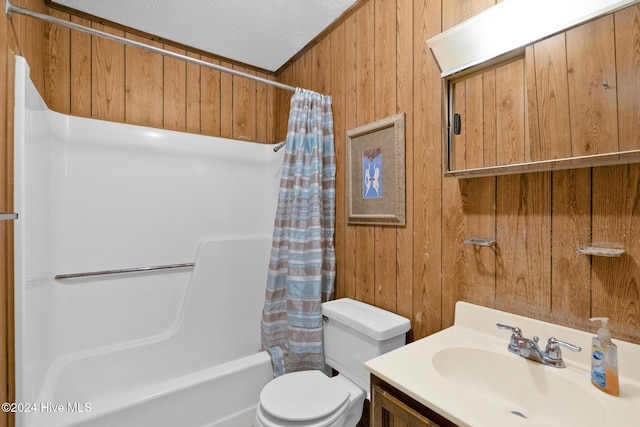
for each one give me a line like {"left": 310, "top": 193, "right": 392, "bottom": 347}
{"left": 589, "top": 317, "right": 619, "bottom": 396}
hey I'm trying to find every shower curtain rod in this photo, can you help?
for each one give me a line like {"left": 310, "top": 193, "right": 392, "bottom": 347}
{"left": 5, "top": 1, "right": 298, "bottom": 93}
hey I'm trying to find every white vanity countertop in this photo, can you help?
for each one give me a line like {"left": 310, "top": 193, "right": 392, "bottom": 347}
{"left": 365, "top": 302, "right": 640, "bottom": 427}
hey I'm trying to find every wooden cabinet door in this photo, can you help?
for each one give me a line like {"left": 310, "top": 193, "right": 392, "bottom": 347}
{"left": 615, "top": 4, "right": 640, "bottom": 152}
{"left": 566, "top": 13, "right": 619, "bottom": 157}
{"left": 449, "top": 57, "right": 526, "bottom": 171}
{"left": 526, "top": 33, "right": 572, "bottom": 162}
{"left": 529, "top": 11, "right": 624, "bottom": 160}
{"left": 372, "top": 385, "right": 442, "bottom": 427}
{"left": 446, "top": 3, "right": 640, "bottom": 177}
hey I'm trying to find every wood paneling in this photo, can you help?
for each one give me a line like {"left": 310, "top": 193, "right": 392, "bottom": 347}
{"left": 495, "top": 58, "right": 526, "bottom": 166}
{"left": 464, "top": 73, "right": 484, "bottom": 169}
{"left": 92, "top": 23, "right": 125, "bottom": 122}
{"left": 592, "top": 165, "right": 640, "bottom": 343}
{"left": 46, "top": 10, "right": 71, "bottom": 113}
{"left": 482, "top": 69, "right": 497, "bottom": 166}
{"left": 461, "top": 177, "right": 496, "bottom": 308}
{"left": 276, "top": 0, "right": 640, "bottom": 345}
{"left": 615, "top": 5, "right": 640, "bottom": 152}
{"left": 0, "top": 10, "right": 12, "bottom": 427}
{"left": 125, "top": 35, "right": 164, "bottom": 127}
{"left": 551, "top": 169, "right": 591, "bottom": 328}
{"left": 70, "top": 16, "right": 92, "bottom": 117}
{"left": 415, "top": 0, "right": 444, "bottom": 335}
{"left": 331, "top": 22, "right": 347, "bottom": 302}
{"left": 163, "top": 45, "right": 188, "bottom": 132}
{"left": 343, "top": 12, "right": 358, "bottom": 303}
{"left": 201, "top": 57, "right": 222, "bottom": 136}
{"left": 374, "top": 0, "right": 397, "bottom": 314}
{"left": 566, "top": 14, "right": 618, "bottom": 157}
{"left": 354, "top": 1, "right": 376, "bottom": 306}
{"left": 231, "top": 64, "right": 256, "bottom": 141}
{"left": 45, "top": 15, "right": 277, "bottom": 143}
{"left": 496, "top": 172, "right": 551, "bottom": 319}
{"left": 185, "top": 52, "right": 202, "bottom": 134}
{"left": 219, "top": 61, "right": 233, "bottom": 138}
{"left": 396, "top": 0, "right": 414, "bottom": 323}
{"left": 529, "top": 33, "right": 572, "bottom": 161}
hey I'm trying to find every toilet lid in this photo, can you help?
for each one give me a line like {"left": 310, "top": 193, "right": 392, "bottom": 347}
{"left": 260, "top": 370, "right": 350, "bottom": 422}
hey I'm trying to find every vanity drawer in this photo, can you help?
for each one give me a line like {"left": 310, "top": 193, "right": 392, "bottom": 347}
{"left": 371, "top": 378, "right": 457, "bottom": 427}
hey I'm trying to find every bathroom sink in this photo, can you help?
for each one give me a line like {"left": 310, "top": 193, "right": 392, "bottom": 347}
{"left": 432, "top": 347, "right": 605, "bottom": 426}
{"left": 365, "top": 302, "right": 640, "bottom": 427}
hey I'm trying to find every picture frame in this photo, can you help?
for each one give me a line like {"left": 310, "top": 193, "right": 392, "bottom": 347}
{"left": 346, "top": 112, "right": 406, "bottom": 226}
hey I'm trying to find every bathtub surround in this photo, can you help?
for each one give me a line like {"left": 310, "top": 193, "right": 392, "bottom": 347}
{"left": 14, "top": 56, "right": 281, "bottom": 427}
{"left": 261, "top": 88, "right": 336, "bottom": 376}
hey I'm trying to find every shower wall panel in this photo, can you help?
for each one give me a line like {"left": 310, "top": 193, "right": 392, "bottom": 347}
{"left": 13, "top": 56, "right": 282, "bottom": 410}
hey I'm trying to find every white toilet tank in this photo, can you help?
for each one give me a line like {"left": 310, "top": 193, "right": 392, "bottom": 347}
{"left": 321, "top": 298, "right": 410, "bottom": 392}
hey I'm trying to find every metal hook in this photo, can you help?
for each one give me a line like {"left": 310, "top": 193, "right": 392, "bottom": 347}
{"left": 273, "top": 141, "right": 286, "bottom": 152}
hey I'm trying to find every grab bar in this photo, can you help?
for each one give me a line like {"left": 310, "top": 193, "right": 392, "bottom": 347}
{"left": 54, "top": 262, "right": 195, "bottom": 280}
{"left": 0, "top": 213, "right": 18, "bottom": 221}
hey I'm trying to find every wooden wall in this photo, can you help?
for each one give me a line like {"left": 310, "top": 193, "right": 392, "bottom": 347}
{"left": 2, "top": 2, "right": 640, "bottom": 426}
{"left": 43, "top": 12, "right": 279, "bottom": 141}
{"left": 277, "top": 0, "right": 442, "bottom": 340}
{"left": 277, "top": 0, "right": 640, "bottom": 345}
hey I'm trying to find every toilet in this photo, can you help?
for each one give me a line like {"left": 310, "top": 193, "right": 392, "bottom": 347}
{"left": 256, "top": 298, "right": 411, "bottom": 427}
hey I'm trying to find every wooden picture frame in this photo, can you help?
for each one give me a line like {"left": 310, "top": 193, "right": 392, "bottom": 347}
{"left": 346, "top": 112, "right": 406, "bottom": 226}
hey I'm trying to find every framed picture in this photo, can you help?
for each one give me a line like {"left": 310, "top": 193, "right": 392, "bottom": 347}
{"left": 346, "top": 112, "right": 405, "bottom": 226}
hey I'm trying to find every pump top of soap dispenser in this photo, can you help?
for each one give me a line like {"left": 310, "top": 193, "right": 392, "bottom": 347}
{"left": 590, "top": 317, "right": 612, "bottom": 342}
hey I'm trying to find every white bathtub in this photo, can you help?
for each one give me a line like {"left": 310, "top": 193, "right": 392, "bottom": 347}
{"left": 13, "top": 56, "right": 279, "bottom": 427}
{"left": 32, "top": 352, "right": 273, "bottom": 427}
{"left": 26, "top": 236, "right": 276, "bottom": 427}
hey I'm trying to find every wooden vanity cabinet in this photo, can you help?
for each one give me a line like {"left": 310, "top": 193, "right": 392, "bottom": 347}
{"left": 371, "top": 376, "right": 458, "bottom": 427}
{"left": 445, "top": 3, "right": 640, "bottom": 177}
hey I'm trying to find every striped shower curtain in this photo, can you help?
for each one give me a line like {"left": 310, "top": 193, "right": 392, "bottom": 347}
{"left": 261, "top": 88, "right": 336, "bottom": 376}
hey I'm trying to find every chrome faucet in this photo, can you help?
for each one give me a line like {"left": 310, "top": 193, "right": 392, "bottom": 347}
{"left": 497, "top": 324, "right": 581, "bottom": 368}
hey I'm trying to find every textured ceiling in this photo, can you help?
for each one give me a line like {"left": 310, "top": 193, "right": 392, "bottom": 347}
{"left": 50, "top": 0, "right": 358, "bottom": 72}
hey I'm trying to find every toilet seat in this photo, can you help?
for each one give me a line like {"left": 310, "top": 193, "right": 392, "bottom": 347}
{"left": 257, "top": 370, "right": 351, "bottom": 427}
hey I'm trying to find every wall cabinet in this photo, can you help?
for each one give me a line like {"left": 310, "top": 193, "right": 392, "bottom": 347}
{"left": 448, "top": 56, "right": 526, "bottom": 172}
{"left": 371, "top": 377, "right": 457, "bottom": 427}
{"left": 445, "top": 3, "right": 640, "bottom": 177}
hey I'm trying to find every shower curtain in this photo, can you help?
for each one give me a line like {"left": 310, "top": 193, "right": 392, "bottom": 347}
{"left": 261, "top": 88, "right": 336, "bottom": 376}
